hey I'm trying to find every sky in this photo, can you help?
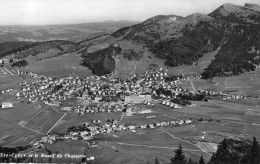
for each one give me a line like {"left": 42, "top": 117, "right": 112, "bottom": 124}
{"left": 0, "top": 0, "right": 258, "bottom": 25}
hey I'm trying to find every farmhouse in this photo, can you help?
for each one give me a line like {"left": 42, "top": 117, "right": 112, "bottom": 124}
{"left": 1, "top": 102, "right": 13, "bottom": 109}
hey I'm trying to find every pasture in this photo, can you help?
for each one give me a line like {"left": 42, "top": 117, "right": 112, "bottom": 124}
{"left": 0, "top": 74, "right": 23, "bottom": 90}
{"left": 24, "top": 106, "right": 64, "bottom": 134}
{"left": 0, "top": 99, "right": 64, "bottom": 146}
{"left": 91, "top": 129, "right": 211, "bottom": 164}
{"left": 191, "top": 68, "right": 260, "bottom": 96}
{"left": 24, "top": 52, "right": 92, "bottom": 78}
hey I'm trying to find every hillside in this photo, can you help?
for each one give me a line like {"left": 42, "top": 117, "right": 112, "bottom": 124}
{"left": 202, "top": 3, "right": 260, "bottom": 78}
{"left": 81, "top": 3, "right": 260, "bottom": 77}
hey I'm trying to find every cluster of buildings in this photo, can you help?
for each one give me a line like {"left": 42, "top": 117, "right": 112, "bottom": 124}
{"left": 160, "top": 100, "right": 182, "bottom": 108}
{"left": 0, "top": 67, "right": 15, "bottom": 75}
{"left": 197, "top": 89, "right": 249, "bottom": 100}
{"left": 1, "top": 66, "right": 252, "bottom": 113}
{"left": 32, "top": 116, "right": 193, "bottom": 148}
{"left": 14, "top": 67, "right": 188, "bottom": 106}
{"left": 70, "top": 103, "right": 124, "bottom": 115}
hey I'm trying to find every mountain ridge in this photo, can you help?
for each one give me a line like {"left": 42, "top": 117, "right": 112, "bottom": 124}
{"left": 88, "top": 3, "right": 260, "bottom": 77}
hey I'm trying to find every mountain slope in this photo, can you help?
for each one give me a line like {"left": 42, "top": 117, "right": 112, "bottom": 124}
{"left": 209, "top": 3, "right": 260, "bottom": 24}
{"left": 201, "top": 3, "right": 260, "bottom": 78}
{"left": 83, "top": 3, "right": 259, "bottom": 78}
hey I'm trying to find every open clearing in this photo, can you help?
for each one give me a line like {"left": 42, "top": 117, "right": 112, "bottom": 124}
{"left": 190, "top": 68, "right": 260, "bottom": 96}
{"left": 24, "top": 52, "right": 92, "bottom": 78}
{"left": 168, "top": 47, "right": 220, "bottom": 76}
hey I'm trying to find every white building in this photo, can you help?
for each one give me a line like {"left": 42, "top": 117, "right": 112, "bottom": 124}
{"left": 1, "top": 102, "right": 13, "bottom": 109}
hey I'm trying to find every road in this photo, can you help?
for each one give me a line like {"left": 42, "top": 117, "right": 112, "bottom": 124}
{"left": 129, "top": 62, "right": 138, "bottom": 77}
{"left": 116, "top": 142, "right": 203, "bottom": 152}
{"left": 220, "top": 77, "right": 229, "bottom": 92}
{"left": 188, "top": 77, "right": 196, "bottom": 92}
{"left": 117, "top": 112, "right": 124, "bottom": 125}
{"left": 46, "top": 113, "right": 67, "bottom": 134}
{"left": 48, "top": 104, "right": 60, "bottom": 113}
{"left": 209, "top": 101, "right": 260, "bottom": 113}
{"left": 160, "top": 130, "right": 212, "bottom": 157}
{"left": 154, "top": 111, "right": 182, "bottom": 121}
{"left": 27, "top": 105, "right": 48, "bottom": 122}
{"left": 19, "top": 125, "right": 46, "bottom": 135}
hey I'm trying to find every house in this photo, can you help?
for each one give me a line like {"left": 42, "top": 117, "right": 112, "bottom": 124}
{"left": 128, "top": 125, "right": 136, "bottom": 130}
{"left": 140, "top": 125, "right": 147, "bottom": 129}
{"left": 1, "top": 102, "right": 13, "bottom": 109}
{"left": 185, "top": 120, "right": 192, "bottom": 124}
{"left": 125, "top": 94, "right": 152, "bottom": 103}
{"left": 148, "top": 124, "right": 155, "bottom": 129}
{"left": 82, "top": 136, "right": 93, "bottom": 141}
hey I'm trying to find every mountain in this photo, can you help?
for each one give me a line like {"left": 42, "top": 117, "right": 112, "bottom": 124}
{"left": 80, "top": 3, "right": 260, "bottom": 78}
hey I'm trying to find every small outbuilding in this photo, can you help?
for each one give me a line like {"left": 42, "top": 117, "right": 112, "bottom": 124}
{"left": 1, "top": 102, "right": 13, "bottom": 109}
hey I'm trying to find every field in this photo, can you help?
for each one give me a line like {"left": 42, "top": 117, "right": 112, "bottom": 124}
{"left": 0, "top": 95, "right": 65, "bottom": 146}
{"left": 23, "top": 52, "right": 92, "bottom": 79}
{"left": 1, "top": 92, "right": 260, "bottom": 163}
{"left": 90, "top": 128, "right": 212, "bottom": 164}
{"left": 188, "top": 68, "right": 260, "bottom": 96}
{"left": 0, "top": 73, "right": 23, "bottom": 90}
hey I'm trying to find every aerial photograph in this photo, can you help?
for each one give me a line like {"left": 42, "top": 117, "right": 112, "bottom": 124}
{"left": 0, "top": 0, "right": 260, "bottom": 163}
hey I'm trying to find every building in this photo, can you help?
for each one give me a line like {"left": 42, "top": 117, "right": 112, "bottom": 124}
{"left": 0, "top": 59, "right": 9, "bottom": 64}
{"left": 125, "top": 94, "right": 152, "bottom": 103}
{"left": 1, "top": 102, "right": 13, "bottom": 109}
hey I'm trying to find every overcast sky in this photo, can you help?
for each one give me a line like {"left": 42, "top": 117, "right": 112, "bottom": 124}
{"left": 0, "top": 0, "right": 258, "bottom": 25}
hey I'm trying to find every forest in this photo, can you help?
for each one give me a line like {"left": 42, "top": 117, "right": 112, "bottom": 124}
{"left": 81, "top": 44, "right": 122, "bottom": 76}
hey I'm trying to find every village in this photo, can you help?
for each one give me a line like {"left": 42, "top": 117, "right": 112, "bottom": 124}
{"left": 1, "top": 65, "right": 249, "bottom": 110}
{"left": 0, "top": 65, "right": 255, "bottom": 162}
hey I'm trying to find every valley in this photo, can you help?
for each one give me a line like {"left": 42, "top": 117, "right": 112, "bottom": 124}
{"left": 0, "top": 2, "right": 260, "bottom": 164}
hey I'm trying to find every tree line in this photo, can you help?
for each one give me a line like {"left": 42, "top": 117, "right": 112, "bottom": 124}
{"left": 150, "top": 137, "right": 260, "bottom": 164}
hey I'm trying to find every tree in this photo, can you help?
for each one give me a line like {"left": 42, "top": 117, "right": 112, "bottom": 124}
{"left": 249, "top": 136, "right": 260, "bottom": 164}
{"left": 170, "top": 144, "right": 186, "bottom": 164}
{"left": 11, "top": 59, "right": 28, "bottom": 68}
{"left": 198, "top": 156, "right": 205, "bottom": 164}
{"left": 155, "top": 158, "right": 160, "bottom": 164}
{"left": 209, "top": 138, "right": 230, "bottom": 163}
{"left": 187, "top": 158, "right": 195, "bottom": 164}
